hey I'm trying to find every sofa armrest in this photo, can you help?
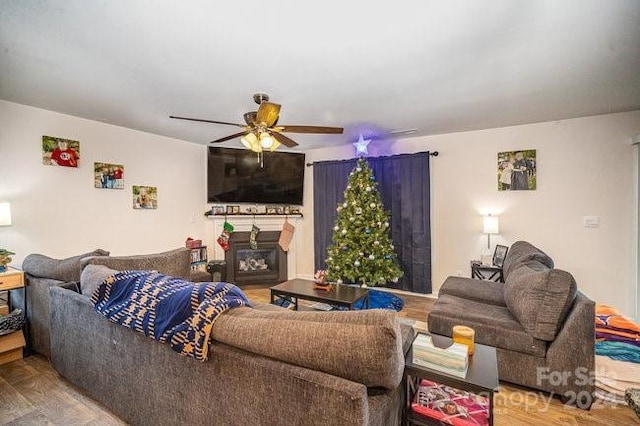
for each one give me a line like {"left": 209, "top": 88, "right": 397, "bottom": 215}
{"left": 545, "top": 292, "right": 595, "bottom": 400}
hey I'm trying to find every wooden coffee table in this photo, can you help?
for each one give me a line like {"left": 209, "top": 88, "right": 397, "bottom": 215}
{"left": 404, "top": 333, "right": 499, "bottom": 425}
{"left": 270, "top": 278, "right": 370, "bottom": 310}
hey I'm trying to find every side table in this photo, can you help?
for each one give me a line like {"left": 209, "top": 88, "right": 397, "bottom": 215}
{"left": 0, "top": 267, "right": 27, "bottom": 364}
{"left": 471, "top": 263, "right": 504, "bottom": 283}
{"left": 403, "top": 333, "right": 498, "bottom": 425}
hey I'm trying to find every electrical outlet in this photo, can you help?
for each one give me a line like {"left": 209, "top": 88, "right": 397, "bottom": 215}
{"left": 583, "top": 216, "right": 599, "bottom": 228}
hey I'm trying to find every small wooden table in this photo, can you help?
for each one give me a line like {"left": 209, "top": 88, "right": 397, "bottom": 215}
{"left": 0, "top": 267, "right": 27, "bottom": 364}
{"left": 270, "top": 278, "right": 370, "bottom": 311}
{"left": 404, "top": 333, "right": 499, "bottom": 426}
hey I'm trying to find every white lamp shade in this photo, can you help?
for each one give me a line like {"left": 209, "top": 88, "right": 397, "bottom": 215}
{"left": 483, "top": 215, "right": 499, "bottom": 234}
{"left": 0, "top": 202, "right": 11, "bottom": 226}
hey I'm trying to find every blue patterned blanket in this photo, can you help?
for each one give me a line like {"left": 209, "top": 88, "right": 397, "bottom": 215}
{"left": 91, "top": 271, "right": 250, "bottom": 361}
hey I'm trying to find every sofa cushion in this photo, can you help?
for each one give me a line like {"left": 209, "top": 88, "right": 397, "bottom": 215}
{"left": 438, "top": 276, "right": 506, "bottom": 306}
{"left": 80, "top": 264, "right": 119, "bottom": 296}
{"left": 502, "top": 241, "right": 554, "bottom": 281}
{"left": 504, "top": 266, "right": 577, "bottom": 341}
{"left": 427, "top": 294, "right": 547, "bottom": 357}
{"left": 22, "top": 249, "right": 110, "bottom": 282}
{"left": 212, "top": 307, "right": 404, "bottom": 390}
{"left": 80, "top": 247, "right": 191, "bottom": 280}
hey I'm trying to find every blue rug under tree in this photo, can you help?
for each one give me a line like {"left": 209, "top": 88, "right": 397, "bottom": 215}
{"left": 350, "top": 289, "right": 404, "bottom": 311}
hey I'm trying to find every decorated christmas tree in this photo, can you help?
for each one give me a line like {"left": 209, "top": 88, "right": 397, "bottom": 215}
{"left": 325, "top": 158, "right": 403, "bottom": 286}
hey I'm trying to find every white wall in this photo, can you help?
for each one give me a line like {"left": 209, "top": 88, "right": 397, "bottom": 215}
{"left": 0, "top": 100, "right": 208, "bottom": 264}
{"left": 302, "top": 111, "right": 640, "bottom": 317}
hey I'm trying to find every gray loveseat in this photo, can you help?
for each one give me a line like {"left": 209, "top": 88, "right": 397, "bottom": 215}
{"left": 428, "top": 241, "right": 595, "bottom": 406}
{"left": 49, "top": 263, "right": 415, "bottom": 425}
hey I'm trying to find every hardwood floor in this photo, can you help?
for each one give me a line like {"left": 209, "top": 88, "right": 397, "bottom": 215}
{"left": 0, "top": 287, "right": 637, "bottom": 425}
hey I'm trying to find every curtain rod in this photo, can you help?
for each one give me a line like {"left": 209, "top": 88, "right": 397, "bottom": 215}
{"left": 305, "top": 151, "right": 438, "bottom": 167}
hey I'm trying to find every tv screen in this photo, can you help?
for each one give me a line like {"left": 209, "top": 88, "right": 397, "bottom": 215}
{"left": 207, "top": 147, "right": 305, "bottom": 205}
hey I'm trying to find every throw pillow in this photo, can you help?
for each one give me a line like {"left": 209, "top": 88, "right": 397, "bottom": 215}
{"left": 22, "top": 249, "right": 110, "bottom": 282}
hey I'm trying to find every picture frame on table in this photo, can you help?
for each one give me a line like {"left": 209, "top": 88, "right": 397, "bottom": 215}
{"left": 276, "top": 206, "right": 284, "bottom": 215}
{"left": 226, "top": 205, "right": 240, "bottom": 215}
{"left": 492, "top": 245, "right": 509, "bottom": 267}
{"left": 283, "top": 206, "right": 291, "bottom": 215}
{"left": 266, "top": 206, "right": 277, "bottom": 215}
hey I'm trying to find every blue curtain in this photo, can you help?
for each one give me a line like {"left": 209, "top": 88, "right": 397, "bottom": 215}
{"left": 313, "top": 152, "right": 431, "bottom": 294}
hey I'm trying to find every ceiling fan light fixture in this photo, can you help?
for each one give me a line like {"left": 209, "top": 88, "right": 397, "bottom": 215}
{"left": 260, "top": 132, "right": 274, "bottom": 149}
{"left": 241, "top": 132, "right": 257, "bottom": 149}
{"left": 270, "top": 140, "right": 281, "bottom": 152}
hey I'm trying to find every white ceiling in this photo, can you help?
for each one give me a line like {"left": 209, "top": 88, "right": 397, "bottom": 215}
{"left": 1, "top": 1, "right": 639, "bottom": 149}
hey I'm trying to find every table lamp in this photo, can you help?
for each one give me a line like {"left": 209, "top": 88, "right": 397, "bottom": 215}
{"left": 482, "top": 214, "right": 499, "bottom": 265}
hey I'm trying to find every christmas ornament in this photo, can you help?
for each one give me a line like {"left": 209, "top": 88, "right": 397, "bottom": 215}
{"left": 384, "top": 222, "right": 389, "bottom": 228}
{"left": 369, "top": 254, "right": 375, "bottom": 260}
{"left": 349, "top": 217, "right": 355, "bottom": 222}
{"left": 354, "top": 260, "right": 361, "bottom": 267}
{"left": 355, "top": 208, "right": 362, "bottom": 215}
{"left": 342, "top": 245, "right": 348, "bottom": 251}
{"left": 337, "top": 279, "right": 343, "bottom": 284}
{"left": 347, "top": 185, "right": 351, "bottom": 190}
{"left": 334, "top": 225, "right": 339, "bottom": 231}
{"left": 365, "top": 186, "right": 372, "bottom": 192}
{"left": 370, "top": 203, "right": 376, "bottom": 208}
{"left": 359, "top": 252, "right": 364, "bottom": 256}
{"left": 386, "top": 254, "right": 392, "bottom": 259}
{"left": 365, "top": 228, "right": 371, "bottom": 234}
{"left": 374, "top": 241, "right": 380, "bottom": 246}
{"left": 343, "top": 202, "right": 347, "bottom": 208}
{"left": 341, "top": 229, "right": 347, "bottom": 234}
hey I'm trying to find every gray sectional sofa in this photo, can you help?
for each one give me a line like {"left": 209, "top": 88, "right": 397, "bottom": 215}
{"left": 428, "top": 241, "right": 595, "bottom": 406}
{"left": 49, "top": 263, "right": 414, "bottom": 426}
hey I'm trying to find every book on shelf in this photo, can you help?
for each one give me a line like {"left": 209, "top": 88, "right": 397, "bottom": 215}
{"left": 412, "top": 334, "right": 468, "bottom": 378}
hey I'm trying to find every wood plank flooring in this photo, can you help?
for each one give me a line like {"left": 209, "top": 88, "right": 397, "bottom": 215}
{"left": 0, "top": 286, "right": 637, "bottom": 425}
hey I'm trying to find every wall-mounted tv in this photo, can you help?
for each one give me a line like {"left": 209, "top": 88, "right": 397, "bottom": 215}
{"left": 207, "top": 147, "right": 305, "bottom": 205}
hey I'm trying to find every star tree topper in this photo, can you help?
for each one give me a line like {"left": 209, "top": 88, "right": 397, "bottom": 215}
{"left": 353, "top": 134, "right": 371, "bottom": 156}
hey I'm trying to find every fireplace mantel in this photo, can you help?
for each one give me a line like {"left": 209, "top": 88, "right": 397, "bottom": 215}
{"left": 206, "top": 215, "right": 303, "bottom": 281}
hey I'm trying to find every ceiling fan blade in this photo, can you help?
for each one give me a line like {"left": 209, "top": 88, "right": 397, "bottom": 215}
{"left": 256, "top": 102, "right": 281, "bottom": 127}
{"left": 271, "top": 131, "right": 298, "bottom": 148}
{"left": 170, "top": 115, "right": 245, "bottom": 128}
{"left": 278, "top": 125, "right": 343, "bottom": 134}
{"left": 209, "top": 131, "right": 249, "bottom": 144}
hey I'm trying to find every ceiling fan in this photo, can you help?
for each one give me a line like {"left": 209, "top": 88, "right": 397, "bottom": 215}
{"left": 170, "top": 93, "right": 343, "bottom": 154}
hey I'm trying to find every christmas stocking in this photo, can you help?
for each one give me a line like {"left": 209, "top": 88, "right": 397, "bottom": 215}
{"left": 279, "top": 219, "right": 295, "bottom": 252}
{"left": 217, "top": 221, "right": 234, "bottom": 251}
{"left": 249, "top": 224, "right": 260, "bottom": 250}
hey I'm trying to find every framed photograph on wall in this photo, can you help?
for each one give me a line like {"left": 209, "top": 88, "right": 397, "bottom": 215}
{"left": 493, "top": 245, "right": 509, "bottom": 267}
{"left": 42, "top": 135, "right": 80, "bottom": 167}
{"left": 498, "top": 149, "right": 536, "bottom": 191}
{"left": 132, "top": 185, "right": 157, "bottom": 209}
{"left": 94, "top": 162, "right": 124, "bottom": 189}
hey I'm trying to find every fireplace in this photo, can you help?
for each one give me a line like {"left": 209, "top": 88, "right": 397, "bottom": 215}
{"left": 226, "top": 231, "right": 287, "bottom": 286}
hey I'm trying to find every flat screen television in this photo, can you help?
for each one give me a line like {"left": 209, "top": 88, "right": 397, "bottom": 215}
{"left": 207, "top": 147, "right": 305, "bottom": 205}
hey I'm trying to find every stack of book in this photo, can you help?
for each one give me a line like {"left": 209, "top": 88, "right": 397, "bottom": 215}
{"left": 412, "top": 333, "right": 469, "bottom": 378}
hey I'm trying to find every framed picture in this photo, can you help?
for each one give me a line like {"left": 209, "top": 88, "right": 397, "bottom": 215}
{"left": 256, "top": 205, "right": 267, "bottom": 215}
{"left": 211, "top": 205, "right": 225, "bottom": 215}
{"left": 266, "top": 206, "right": 277, "bottom": 215}
{"left": 132, "top": 186, "right": 157, "bottom": 209}
{"left": 226, "top": 205, "right": 239, "bottom": 214}
{"left": 498, "top": 150, "right": 536, "bottom": 191}
{"left": 94, "top": 162, "right": 124, "bottom": 189}
{"left": 493, "top": 245, "right": 509, "bottom": 267}
{"left": 290, "top": 207, "right": 301, "bottom": 215}
{"left": 243, "top": 206, "right": 257, "bottom": 214}
{"left": 276, "top": 206, "right": 284, "bottom": 215}
{"left": 42, "top": 135, "right": 80, "bottom": 167}
{"left": 283, "top": 206, "right": 291, "bottom": 215}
